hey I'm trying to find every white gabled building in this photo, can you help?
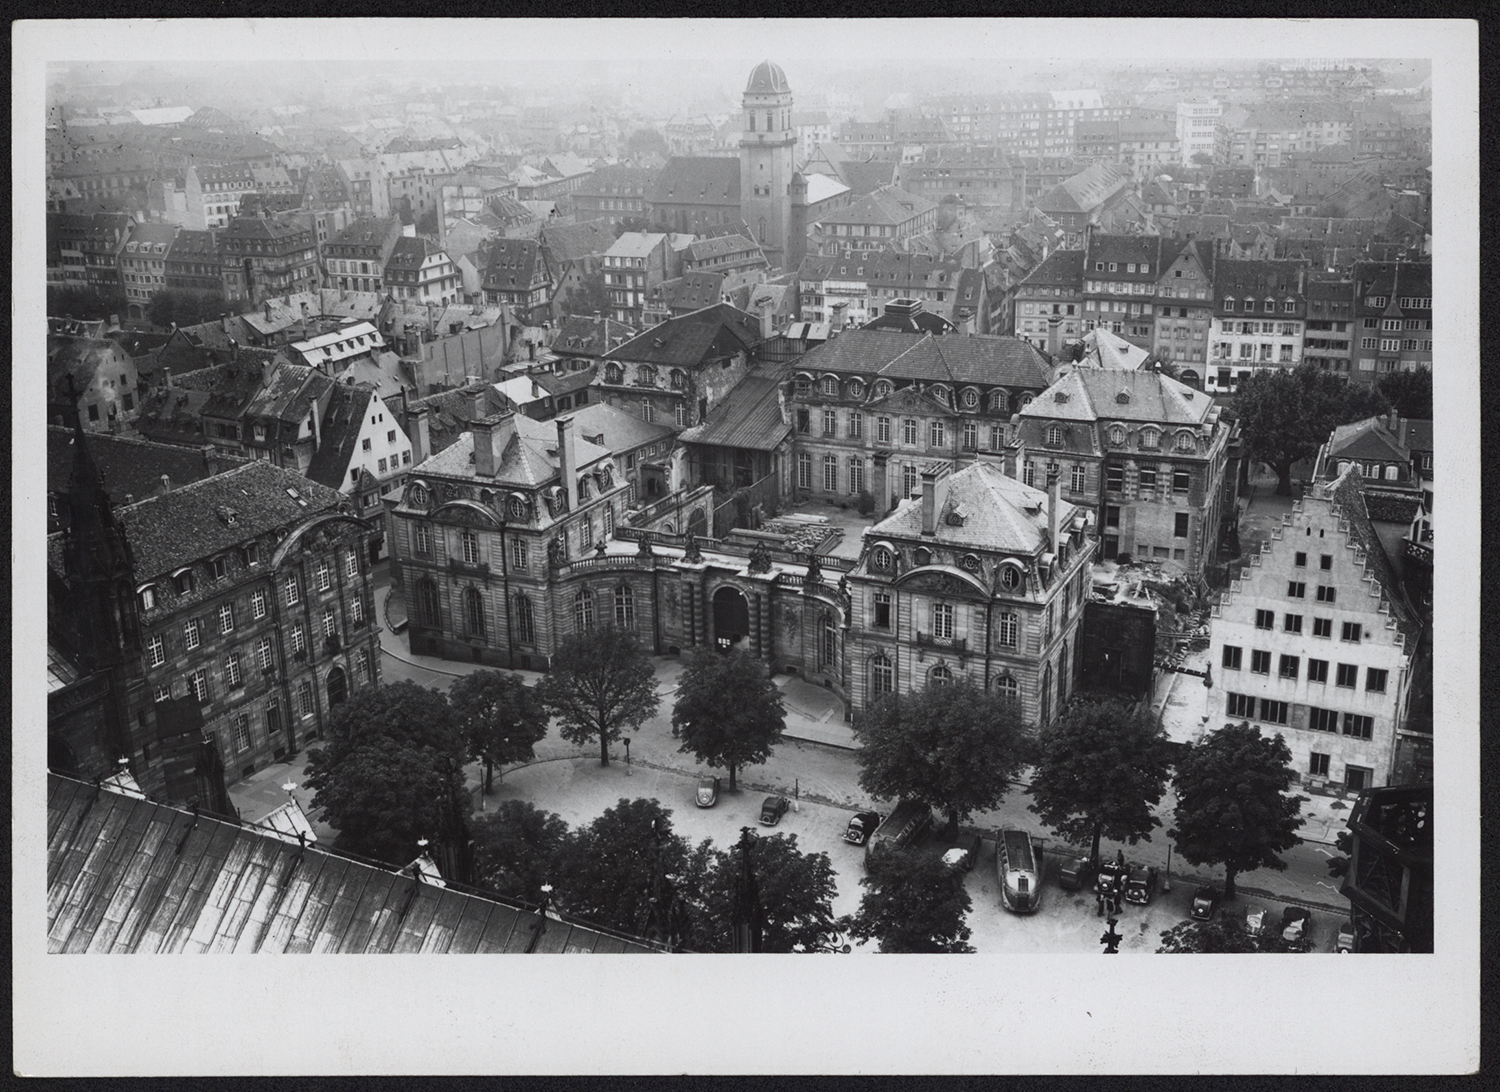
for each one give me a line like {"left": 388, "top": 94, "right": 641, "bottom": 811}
{"left": 1206, "top": 466, "right": 1421, "bottom": 792}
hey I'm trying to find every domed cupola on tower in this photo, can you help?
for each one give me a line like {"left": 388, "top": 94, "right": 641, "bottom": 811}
{"left": 740, "top": 60, "right": 795, "bottom": 273}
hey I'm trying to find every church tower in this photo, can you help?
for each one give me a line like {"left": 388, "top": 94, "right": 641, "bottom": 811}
{"left": 739, "top": 60, "right": 795, "bottom": 272}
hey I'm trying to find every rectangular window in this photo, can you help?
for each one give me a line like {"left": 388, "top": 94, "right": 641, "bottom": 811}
{"left": 1336, "top": 662, "right": 1358, "bottom": 688}
{"left": 1307, "top": 658, "right": 1329, "bottom": 684}
{"left": 299, "top": 682, "right": 314, "bottom": 717}
{"left": 1174, "top": 512, "right": 1189, "bottom": 538}
{"left": 1172, "top": 468, "right": 1190, "bottom": 493}
{"left": 929, "top": 421, "right": 946, "bottom": 448}
{"left": 996, "top": 611, "right": 1018, "bottom": 648}
{"left": 1279, "top": 655, "right": 1300, "bottom": 680}
{"left": 189, "top": 668, "right": 210, "bottom": 703}
{"left": 234, "top": 713, "right": 252, "bottom": 752}
{"left": 258, "top": 636, "right": 275, "bottom": 671}
{"left": 1366, "top": 668, "right": 1388, "bottom": 693}
{"left": 1310, "top": 751, "right": 1331, "bottom": 776}
{"left": 849, "top": 413, "right": 864, "bottom": 440}
{"left": 147, "top": 634, "right": 166, "bottom": 667}
{"left": 1225, "top": 691, "right": 1253, "bottom": 718}
{"left": 963, "top": 421, "right": 978, "bottom": 453}
{"left": 225, "top": 652, "right": 242, "bottom": 688}
{"left": 322, "top": 606, "right": 337, "bottom": 639}
{"left": 1316, "top": 585, "right": 1336, "bottom": 603}
{"left": 1255, "top": 609, "right": 1274, "bottom": 630}
{"left": 1287, "top": 581, "right": 1306, "bottom": 599}
{"left": 1342, "top": 713, "right": 1374, "bottom": 740}
{"left": 581, "top": 518, "right": 593, "bottom": 550}
{"left": 877, "top": 416, "right": 892, "bottom": 444}
{"left": 1308, "top": 706, "right": 1339, "bottom": 733}
{"left": 1312, "top": 617, "right": 1332, "bottom": 639}
{"left": 1284, "top": 614, "right": 1303, "bottom": 634}
{"left": 462, "top": 530, "right": 481, "bottom": 565}
{"left": 512, "top": 538, "right": 528, "bottom": 571}
{"left": 873, "top": 592, "right": 892, "bottom": 630}
{"left": 316, "top": 560, "right": 331, "bottom": 591}
{"left": 1250, "top": 650, "right": 1271, "bottom": 675}
{"left": 1138, "top": 466, "right": 1157, "bottom": 492}
{"left": 251, "top": 588, "right": 267, "bottom": 620}
{"left": 932, "top": 603, "right": 954, "bottom": 640}
{"left": 346, "top": 551, "right": 359, "bottom": 579}
{"left": 823, "top": 456, "right": 838, "bottom": 493}
{"left": 1341, "top": 621, "right": 1362, "bottom": 643}
{"left": 1294, "top": 551, "right": 1307, "bottom": 567}
{"left": 797, "top": 452, "right": 812, "bottom": 490}
{"left": 1106, "top": 465, "right": 1124, "bottom": 492}
{"left": 1258, "top": 698, "right": 1289, "bottom": 725}
{"left": 1221, "top": 645, "right": 1243, "bottom": 670}
{"left": 284, "top": 573, "right": 301, "bottom": 605}
{"left": 290, "top": 623, "right": 306, "bottom": 654}
{"left": 903, "top": 419, "right": 919, "bottom": 446}
{"left": 184, "top": 618, "right": 201, "bottom": 650}
{"left": 823, "top": 409, "right": 837, "bottom": 437}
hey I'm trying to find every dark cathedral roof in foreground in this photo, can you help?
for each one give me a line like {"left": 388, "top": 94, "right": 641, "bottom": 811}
{"left": 46, "top": 773, "right": 659, "bottom": 954}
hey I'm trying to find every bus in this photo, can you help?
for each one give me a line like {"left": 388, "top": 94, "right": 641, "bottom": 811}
{"left": 997, "top": 828, "right": 1042, "bottom": 913}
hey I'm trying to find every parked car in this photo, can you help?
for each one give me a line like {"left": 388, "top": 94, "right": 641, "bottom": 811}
{"left": 1095, "top": 859, "right": 1128, "bottom": 899}
{"left": 1244, "top": 906, "right": 1270, "bottom": 936}
{"left": 1336, "top": 920, "right": 1356, "bottom": 953}
{"left": 1190, "top": 885, "right": 1220, "bottom": 921}
{"left": 1280, "top": 907, "right": 1312, "bottom": 943}
{"left": 1123, "top": 865, "right": 1159, "bottom": 905}
{"left": 942, "top": 832, "right": 984, "bottom": 872}
{"left": 864, "top": 800, "right": 934, "bottom": 866}
{"left": 759, "top": 795, "right": 790, "bottom": 826}
{"left": 844, "top": 811, "right": 881, "bottom": 846}
{"left": 695, "top": 776, "right": 721, "bottom": 808}
{"left": 1058, "top": 854, "right": 1095, "bottom": 892}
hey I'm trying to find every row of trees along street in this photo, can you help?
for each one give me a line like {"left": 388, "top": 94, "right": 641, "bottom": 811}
{"left": 303, "top": 624, "right": 1312, "bottom": 951}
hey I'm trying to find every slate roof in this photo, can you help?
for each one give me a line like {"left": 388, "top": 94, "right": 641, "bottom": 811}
{"left": 117, "top": 460, "right": 348, "bottom": 579}
{"left": 746, "top": 60, "right": 791, "bottom": 95}
{"left": 649, "top": 157, "right": 740, "bottom": 207}
{"left": 532, "top": 365, "right": 597, "bottom": 397}
{"left": 1324, "top": 416, "right": 1410, "bottom": 464}
{"left": 794, "top": 329, "right": 1052, "bottom": 389}
{"left": 1020, "top": 368, "right": 1215, "bottom": 426}
{"left": 1213, "top": 258, "right": 1308, "bottom": 299}
{"left": 1036, "top": 161, "right": 1128, "bottom": 215}
{"left": 1397, "top": 418, "right": 1432, "bottom": 455}
{"left": 305, "top": 382, "right": 379, "bottom": 492}
{"left": 816, "top": 185, "right": 936, "bottom": 228}
{"left": 385, "top": 235, "right": 443, "bottom": 272}
{"left": 46, "top": 426, "right": 243, "bottom": 505}
{"left": 650, "top": 272, "right": 727, "bottom": 314}
{"left": 605, "top": 232, "right": 667, "bottom": 259}
{"left": 685, "top": 234, "right": 761, "bottom": 262}
{"left": 539, "top": 219, "right": 618, "bottom": 264}
{"left": 328, "top": 216, "right": 403, "bottom": 251}
{"left": 240, "top": 361, "right": 331, "bottom": 424}
{"left": 606, "top": 303, "right": 762, "bottom": 367}
{"left": 551, "top": 315, "right": 638, "bottom": 357}
{"left": 1017, "top": 249, "right": 1085, "bottom": 288}
{"left": 484, "top": 237, "right": 547, "bottom": 284}
{"left": 676, "top": 369, "right": 792, "bottom": 452}
{"left": 565, "top": 400, "right": 676, "bottom": 454}
{"left": 45, "top": 773, "right": 657, "bottom": 954}
{"left": 419, "top": 413, "right": 610, "bottom": 488}
{"left": 1325, "top": 469, "right": 1420, "bottom": 648}
{"left": 872, "top": 461, "right": 1072, "bottom": 556}
{"left": 407, "top": 384, "right": 511, "bottom": 458}
{"left": 1084, "top": 234, "right": 1162, "bottom": 277}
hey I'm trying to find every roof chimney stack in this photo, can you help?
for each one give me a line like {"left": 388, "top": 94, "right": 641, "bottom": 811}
{"left": 556, "top": 415, "right": 578, "bottom": 508}
{"left": 920, "top": 469, "right": 937, "bottom": 537}
{"left": 409, "top": 404, "right": 430, "bottom": 464}
{"left": 472, "top": 412, "right": 506, "bottom": 479}
{"left": 159, "top": 473, "right": 172, "bottom": 494}
{"left": 1047, "top": 465, "right": 1062, "bottom": 552}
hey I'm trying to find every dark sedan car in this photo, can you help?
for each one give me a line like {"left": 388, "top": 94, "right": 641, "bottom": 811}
{"left": 1190, "top": 885, "right": 1220, "bottom": 920}
{"left": 1280, "top": 907, "right": 1312, "bottom": 943}
{"left": 844, "top": 811, "right": 881, "bottom": 845}
{"left": 759, "top": 795, "right": 790, "bottom": 826}
{"left": 942, "top": 832, "right": 984, "bottom": 872}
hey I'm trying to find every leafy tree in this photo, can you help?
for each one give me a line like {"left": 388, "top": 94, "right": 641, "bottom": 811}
{"left": 1191, "top": 152, "right": 1215, "bottom": 167}
{"left": 1168, "top": 721, "right": 1306, "bottom": 900}
{"left": 1027, "top": 697, "right": 1173, "bottom": 869}
{"left": 550, "top": 797, "right": 699, "bottom": 947}
{"left": 625, "top": 128, "right": 669, "bottom": 160}
{"left": 852, "top": 678, "right": 1027, "bottom": 836}
{"left": 1232, "top": 362, "right": 1390, "bottom": 495}
{"left": 673, "top": 647, "right": 786, "bottom": 790}
{"left": 47, "top": 285, "right": 128, "bottom": 322}
{"left": 685, "top": 832, "right": 840, "bottom": 953}
{"left": 147, "top": 288, "right": 230, "bottom": 330}
{"left": 303, "top": 681, "right": 471, "bottom": 867}
{"left": 538, "top": 626, "right": 660, "bottom": 767}
{"left": 471, "top": 800, "right": 568, "bottom": 903}
{"left": 1157, "top": 916, "right": 1309, "bottom": 954}
{"left": 841, "top": 845, "right": 974, "bottom": 953}
{"left": 449, "top": 669, "right": 549, "bottom": 794}
{"left": 1376, "top": 366, "right": 1432, "bottom": 420}
{"left": 560, "top": 270, "right": 611, "bottom": 320}
{"left": 1326, "top": 828, "right": 1352, "bottom": 880}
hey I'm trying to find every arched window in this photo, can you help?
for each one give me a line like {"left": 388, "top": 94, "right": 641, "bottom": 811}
{"left": 639, "top": 365, "right": 657, "bottom": 387}
{"left": 991, "top": 390, "right": 1010, "bottom": 413}
{"left": 460, "top": 529, "right": 481, "bottom": 564}
{"left": 670, "top": 369, "right": 686, "bottom": 390}
{"left": 614, "top": 584, "right": 635, "bottom": 629}
{"left": 870, "top": 655, "right": 893, "bottom": 696}
{"left": 998, "top": 565, "right": 1022, "bottom": 592}
{"left": 994, "top": 674, "right": 1020, "bottom": 701}
{"left": 414, "top": 578, "right": 441, "bottom": 627}
{"left": 514, "top": 594, "right": 535, "bottom": 644}
{"left": 821, "top": 375, "right": 839, "bottom": 396}
{"left": 1139, "top": 427, "right": 1161, "bottom": 450}
{"left": 464, "top": 587, "right": 486, "bottom": 638}
{"left": 574, "top": 589, "right": 596, "bottom": 632}
{"left": 605, "top": 363, "right": 623, "bottom": 384}
{"left": 930, "top": 663, "right": 953, "bottom": 686}
{"left": 1175, "top": 431, "right": 1196, "bottom": 453}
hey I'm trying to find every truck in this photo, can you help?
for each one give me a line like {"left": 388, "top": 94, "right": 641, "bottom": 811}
{"left": 997, "top": 829, "right": 1042, "bottom": 913}
{"left": 864, "top": 800, "right": 933, "bottom": 866}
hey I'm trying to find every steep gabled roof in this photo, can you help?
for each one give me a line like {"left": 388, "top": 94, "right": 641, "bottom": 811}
{"left": 539, "top": 219, "right": 617, "bottom": 264}
{"left": 305, "top": 382, "right": 379, "bottom": 492}
{"left": 676, "top": 370, "right": 791, "bottom": 452}
{"left": 1020, "top": 368, "right": 1215, "bottom": 426}
{"left": 46, "top": 426, "right": 244, "bottom": 504}
{"left": 1325, "top": 416, "right": 1410, "bottom": 464}
{"left": 872, "top": 461, "right": 1073, "bottom": 556}
{"left": 551, "top": 315, "right": 638, "bottom": 357}
{"left": 649, "top": 157, "right": 740, "bottom": 206}
{"left": 605, "top": 302, "right": 761, "bottom": 366}
{"left": 1325, "top": 469, "right": 1420, "bottom": 648}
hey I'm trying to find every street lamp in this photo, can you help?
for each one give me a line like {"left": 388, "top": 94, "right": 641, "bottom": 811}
{"left": 623, "top": 737, "right": 631, "bottom": 774}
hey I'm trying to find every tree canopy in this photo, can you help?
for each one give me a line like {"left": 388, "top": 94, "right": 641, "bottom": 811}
{"left": 559, "top": 270, "right": 611, "bottom": 320}
{"left": 48, "top": 285, "right": 128, "bottom": 322}
{"left": 147, "top": 288, "right": 230, "bottom": 330}
{"left": 1027, "top": 697, "right": 1173, "bottom": 868}
{"left": 625, "top": 128, "right": 669, "bottom": 160}
{"left": 550, "top": 797, "right": 700, "bottom": 948}
{"left": 470, "top": 799, "right": 568, "bottom": 904}
{"left": 1231, "top": 363, "right": 1390, "bottom": 495}
{"left": 538, "top": 626, "right": 660, "bottom": 767}
{"left": 1168, "top": 721, "right": 1306, "bottom": 899}
{"left": 683, "top": 831, "right": 841, "bottom": 953}
{"left": 673, "top": 647, "right": 786, "bottom": 790}
{"left": 303, "top": 681, "right": 471, "bottom": 868}
{"left": 1157, "top": 916, "right": 1309, "bottom": 953}
{"left": 842, "top": 845, "right": 974, "bottom": 953}
{"left": 852, "top": 678, "right": 1027, "bottom": 835}
{"left": 449, "top": 669, "right": 549, "bottom": 794}
{"left": 1376, "top": 366, "right": 1432, "bottom": 420}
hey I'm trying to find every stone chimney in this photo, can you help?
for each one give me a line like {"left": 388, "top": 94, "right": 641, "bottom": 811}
{"left": 872, "top": 453, "right": 889, "bottom": 519}
{"left": 1047, "top": 465, "right": 1061, "bottom": 552}
{"left": 1387, "top": 407, "right": 1399, "bottom": 434}
{"left": 162, "top": 366, "right": 173, "bottom": 390}
{"left": 470, "top": 387, "right": 487, "bottom": 422}
{"left": 159, "top": 473, "right": 172, "bottom": 494}
{"left": 758, "top": 296, "right": 774, "bottom": 340}
{"left": 472, "top": 412, "right": 510, "bottom": 479}
{"left": 920, "top": 469, "right": 937, "bottom": 537}
{"left": 264, "top": 300, "right": 273, "bottom": 321}
{"left": 556, "top": 415, "right": 578, "bottom": 507}
{"left": 202, "top": 444, "right": 218, "bottom": 475}
{"left": 409, "top": 404, "right": 430, "bottom": 464}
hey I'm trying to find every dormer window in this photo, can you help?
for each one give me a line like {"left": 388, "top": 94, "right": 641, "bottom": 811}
{"left": 871, "top": 546, "right": 892, "bottom": 571}
{"left": 173, "top": 569, "right": 195, "bottom": 595}
{"left": 1045, "top": 425, "right": 1064, "bottom": 447}
{"left": 874, "top": 381, "right": 893, "bottom": 399}
{"left": 1140, "top": 427, "right": 1161, "bottom": 450}
{"left": 849, "top": 379, "right": 865, "bottom": 399}
{"left": 1109, "top": 424, "right": 1126, "bottom": 446}
{"left": 1175, "top": 431, "right": 1196, "bottom": 453}
{"left": 138, "top": 586, "right": 157, "bottom": 611}
{"left": 913, "top": 547, "right": 932, "bottom": 567}
{"left": 998, "top": 565, "right": 1022, "bottom": 592}
{"left": 821, "top": 375, "right": 839, "bottom": 396}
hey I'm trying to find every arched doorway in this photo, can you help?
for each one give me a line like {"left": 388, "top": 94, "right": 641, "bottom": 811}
{"left": 712, "top": 586, "right": 750, "bottom": 652}
{"left": 327, "top": 666, "right": 348, "bottom": 707}
{"left": 687, "top": 507, "right": 708, "bottom": 539}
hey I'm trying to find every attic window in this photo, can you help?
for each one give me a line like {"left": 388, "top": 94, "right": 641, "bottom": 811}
{"left": 216, "top": 507, "right": 239, "bottom": 528}
{"left": 1053, "top": 391, "right": 1068, "bottom": 403}
{"left": 1116, "top": 390, "right": 1131, "bottom": 404}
